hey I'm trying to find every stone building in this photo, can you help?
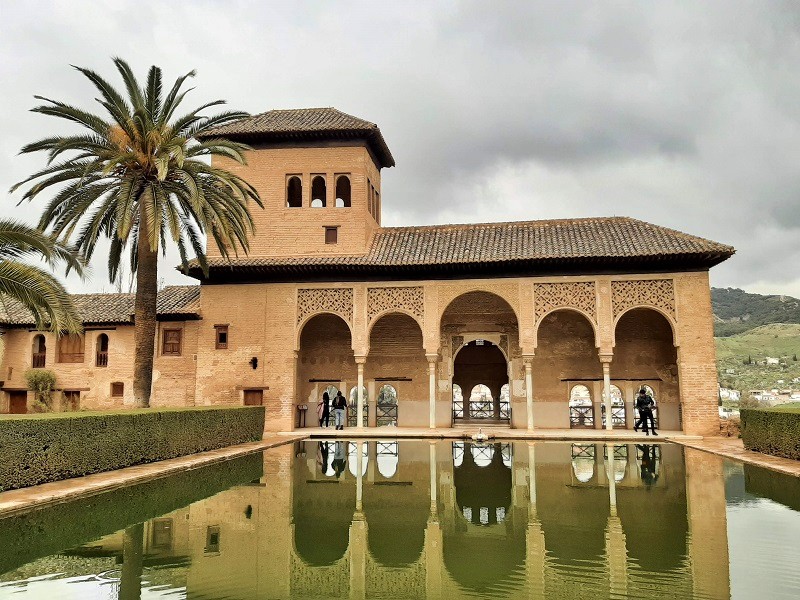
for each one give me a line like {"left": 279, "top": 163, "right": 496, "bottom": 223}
{"left": 0, "top": 108, "right": 734, "bottom": 435}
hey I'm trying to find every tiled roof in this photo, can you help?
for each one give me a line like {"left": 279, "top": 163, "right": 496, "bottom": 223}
{"left": 197, "top": 107, "right": 395, "bottom": 168}
{"left": 0, "top": 286, "right": 200, "bottom": 327}
{"left": 185, "top": 217, "right": 735, "bottom": 281}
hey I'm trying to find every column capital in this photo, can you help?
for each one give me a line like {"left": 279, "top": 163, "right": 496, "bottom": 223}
{"left": 355, "top": 355, "right": 367, "bottom": 365}
{"left": 598, "top": 352, "right": 613, "bottom": 364}
{"left": 426, "top": 353, "right": 439, "bottom": 364}
{"left": 523, "top": 354, "right": 535, "bottom": 366}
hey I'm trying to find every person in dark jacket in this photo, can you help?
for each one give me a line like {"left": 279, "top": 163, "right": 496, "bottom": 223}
{"left": 634, "top": 388, "right": 657, "bottom": 435}
{"left": 332, "top": 391, "right": 348, "bottom": 430}
{"left": 318, "top": 391, "right": 331, "bottom": 427}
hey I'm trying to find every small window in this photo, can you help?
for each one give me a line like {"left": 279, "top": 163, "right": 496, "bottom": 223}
{"left": 62, "top": 390, "right": 80, "bottom": 411}
{"left": 244, "top": 390, "right": 263, "bottom": 406}
{"left": 111, "top": 382, "right": 124, "bottom": 397}
{"left": 311, "top": 175, "right": 326, "bottom": 207}
{"left": 205, "top": 525, "right": 221, "bottom": 554}
{"left": 215, "top": 325, "right": 229, "bottom": 349}
{"left": 151, "top": 518, "right": 174, "bottom": 550}
{"left": 286, "top": 176, "right": 302, "bottom": 208}
{"left": 335, "top": 175, "right": 351, "bottom": 207}
{"left": 96, "top": 333, "right": 109, "bottom": 367}
{"left": 324, "top": 226, "right": 338, "bottom": 244}
{"left": 375, "top": 190, "right": 380, "bottom": 223}
{"left": 162, "top": 328, "right": 182, "bottom": 356}
{"left": 58, "top": 334, "right": 84, "bottom": 363}
{"left": 32, "top": 335, "right": 46, "bottom": 368}
{"left": 368, "top": 180, "right": 374, "bottom": 216}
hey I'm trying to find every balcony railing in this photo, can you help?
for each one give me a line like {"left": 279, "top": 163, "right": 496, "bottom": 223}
{"left": 96, "top": 351, "right": 108, "bottom": 367}
{"left": 32, "top": 352, "right": 46, "bottom": 368}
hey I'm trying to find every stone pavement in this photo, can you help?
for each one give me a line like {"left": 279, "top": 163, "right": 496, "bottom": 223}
{"left": 673, "top": 436, "right": 800, "bottom": 477}
{"left": 0, "top": 433, "right": 305, "bottom": 518}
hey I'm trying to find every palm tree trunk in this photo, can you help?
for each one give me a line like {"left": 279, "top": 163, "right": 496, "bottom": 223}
{"left": 132, "top": 234, "right": 159, "bottom": 409}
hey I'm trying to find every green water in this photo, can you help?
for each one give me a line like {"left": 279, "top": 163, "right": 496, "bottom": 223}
{"left": 0, "top": 440, "right": 798, "bottom": 599}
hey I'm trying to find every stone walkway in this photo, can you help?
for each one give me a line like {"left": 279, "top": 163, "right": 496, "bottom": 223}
{"left": 284, "top": 426, "right": 696, "bottom": 442}
{"left": 0, "top": 433, "right": 305, "bottom": 518}
{"left": 673, "top": 436, "right": 800, "bottom": 477}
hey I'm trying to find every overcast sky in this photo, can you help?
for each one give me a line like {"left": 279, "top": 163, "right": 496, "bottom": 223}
{"left": 1, "top": 1, "right": 799, "bottom": 295}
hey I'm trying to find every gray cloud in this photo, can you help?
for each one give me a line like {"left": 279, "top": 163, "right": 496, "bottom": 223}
{"left": 2, "top": 1, "right": 800, "bottom": 295}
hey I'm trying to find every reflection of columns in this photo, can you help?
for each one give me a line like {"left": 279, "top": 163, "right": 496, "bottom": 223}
{"left": 424, "top": 520, "right": 444, "bottom": 600}
{"left": 685, "top": 448, "right": 730, "bottom": 600}
{"left": 429, "top": 442, "right": 438, "bottom": 514}
{"left": 356, "top": 441, "right": 364, "bottom": 513}
{"left": 605, "top": 443, "right": 628, "bottom": 596}
{"left": 527, "top": 442, "right": 537, "bottom": 510}
{"left": 526, "top": 442, "right": 545, "bottom": 597}
{"left": 349, "top": 515, "right": 367, "bottom": 600}
{"left": 524, "top": 356, "right": 534, "bottom": 431}
{"left": 427, "top": 354, "right": 438, "bottom": 429}
{"left": 600, "top": 354, "right": 613, "bottom": 430}
{"left": 356, "top": 356, "right": 366, "bottom": 428}
{"left": 119, "top": 522, "right": 144, "bottom": 600}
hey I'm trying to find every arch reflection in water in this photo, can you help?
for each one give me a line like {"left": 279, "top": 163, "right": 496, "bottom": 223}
{"left": 2, "top": 440, "right": 738, "bottom": 600}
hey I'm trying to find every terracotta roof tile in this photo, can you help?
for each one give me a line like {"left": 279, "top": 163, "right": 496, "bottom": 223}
{"left": 0, "top": 286, "right": 200, "bottom": 327}
{"left": 185, "top": 217, "right": 734, "bottom": 280}
{"left": 198, "top": 107, "right": 395, "bottom": 168}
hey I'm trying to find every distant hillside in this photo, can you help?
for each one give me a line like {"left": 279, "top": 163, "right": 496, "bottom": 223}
{"left": 716, "top": 324, "right": 800, "bottom": 391}
{"left": 712, "top": 287, "right": 800, "bottom": 336}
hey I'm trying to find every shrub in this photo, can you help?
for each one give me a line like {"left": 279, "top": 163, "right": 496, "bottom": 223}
{"left": 23, "top": 369, "right": 56, "bottom": 412}
{"left": 0, "top": 406, "right": 265, "bottom": 491}
{"left": 740, "top": 407, "right": 800, "bottom": 460}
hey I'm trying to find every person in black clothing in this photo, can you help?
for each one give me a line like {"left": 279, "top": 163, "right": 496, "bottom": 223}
{"left": 637, "top": 444, "right": 660, "bottom": 487}
{"left": 318, "top": 391, "right": 330, "bottom": 427}
{"left": 332, "top": 391, "right": 348, "bottom": 430}
{"left": 634, "top": 387, "right": 657, "bottom": 435}
{"left": 332, "top": 441, "right": 346, "bottom": 477}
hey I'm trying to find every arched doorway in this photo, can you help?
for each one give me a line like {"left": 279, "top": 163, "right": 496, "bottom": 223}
{"left": 297, "top": 313, "right": 355, "bottom": 426}
{"left": 569, "top": 384, "right": 594, "bottom": 429}
{"left": 453, "top": 341, "right": 509, "bottom": 423}
{"left": 614, "top": 308, "right": 678, "bottom": 430}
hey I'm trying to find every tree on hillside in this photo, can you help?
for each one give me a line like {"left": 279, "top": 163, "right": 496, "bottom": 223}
{"left": 12, "top": 58, "right": 263, "bottom": 407}
{"left": 0, "top": 219, "right": 83, "bottom": 334}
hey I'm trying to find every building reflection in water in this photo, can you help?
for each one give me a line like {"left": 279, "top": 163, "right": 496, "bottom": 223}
{"left": 34, "top": 439, "right": 732, "bottom": 600}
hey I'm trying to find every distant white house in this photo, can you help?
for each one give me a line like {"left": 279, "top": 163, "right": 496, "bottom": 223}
{"left": 766, "top": 357, "right": 780, "bottom": 365}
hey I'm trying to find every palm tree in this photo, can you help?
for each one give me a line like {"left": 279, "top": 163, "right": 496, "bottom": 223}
{"left": 0, "top": 219, "right": 83, "bottom": 334}
{"left": 12, "top": 58, "right": 263, "bottom": 407}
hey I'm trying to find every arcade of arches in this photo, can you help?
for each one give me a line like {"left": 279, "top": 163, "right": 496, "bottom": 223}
{"left": 293, "top": 276, "right": 705, "bottom": 433}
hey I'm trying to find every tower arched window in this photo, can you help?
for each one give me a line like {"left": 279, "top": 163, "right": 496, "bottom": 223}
{"left": 286, "top": 176, "right": 302, "bottom": 208}
{"left": 32, "top": 335, "right": 46, "bottom": 368}
{"left": 311, "top": 176, "right": 326, "bottom": 208}
{"left": 335, "top": 175, "right": 351, "bottom": 208}
{"left": 96, "top": 333, "right": 109, "bottom": 367}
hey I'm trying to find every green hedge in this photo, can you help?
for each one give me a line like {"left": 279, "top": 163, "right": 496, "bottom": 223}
{"left": 740, "top": 407, "right": 800, "bottom": 460}
{"left": 0, "top": 406, "right": 265, "bottom": 491}
{"left": 0, "top": 451, "right": 263, "bottom": 574}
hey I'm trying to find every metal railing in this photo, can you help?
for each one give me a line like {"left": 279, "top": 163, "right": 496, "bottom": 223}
{"left": 96, "top": 350, "right": 108, "bottom": 367}
{"left": 32, "top": 352, "right": 46, "bottom": 368}
{"left": 569, "top": 405, "right": 595, "bottom": 428}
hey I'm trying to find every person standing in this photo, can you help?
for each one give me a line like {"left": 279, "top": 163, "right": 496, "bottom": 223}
{"left": 332, "top": 390, "right": 348, "bottom": 430}
{"left": 332, "top": 441, "right": 346, "bottom": 478}
{"left": 634, "top": 387, "right": 657, "bottom": 436}
{"left": 318, "top": 391, "right": 331, "bottom": 427}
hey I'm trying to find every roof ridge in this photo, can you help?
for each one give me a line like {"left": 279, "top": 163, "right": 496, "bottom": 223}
{"left": 378, "top": 216, "right": 631, "bottom": 233}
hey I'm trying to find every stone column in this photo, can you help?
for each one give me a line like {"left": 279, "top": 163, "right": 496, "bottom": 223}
{"left": 524, "top": 356, "right": 535, "bottom": 431}
{"left": 600, "top": 354, "right": 613, "bottom": 430}
{"left": 356, "top": 356, "right": 366, "bottom": 429}
{"left": 427, "top": 353, "right": 438, "bottom": 429}
{"left": 356, "top": 441, "right": 364, "bottom": 512}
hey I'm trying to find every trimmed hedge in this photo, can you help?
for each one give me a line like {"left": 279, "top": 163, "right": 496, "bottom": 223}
{"left": 0, "top": 406, "right": 265, "bottom": 491}
{"left": 740, "top": 407, "right": 800, "bottom": 460}
{"left": 0, "top": 451, "right": 263, "bottom": 574}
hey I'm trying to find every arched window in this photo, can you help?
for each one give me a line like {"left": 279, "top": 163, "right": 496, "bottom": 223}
{"left": 31, "top": 335, "right": 46, "bottom": 368}
{"left": 569, "top": 384, "right": 594, "bottom": 429}
{"left": 601, "top": 384, "right": 626, "bottom": 428}
{"left": 348, "top": 386, "right": 369, "bottom": 427}
{"left": 452, "top": 441, "right": 465, "bottom": 468}
{"left": 377, "top": 384, "right": 398, "bottom": 426}
{"left": 335, "top": 175, "right": 351, "bottom": 208}
{"left": 286, "top": 176, "right": 302, "bottom": 208}
{"left": 469, "top": 384, "right": 494, "bottom": 419}
{"left": 471, "top": 444, "right": 494, "bottom": 467}
{"left": 452, "top": 384, "right": 464, "bottom": 419}
{"left": 95, "top": 333, "right": 109, "bottom": 367}
{"left": 311, "top": 176, "right": 326, "bottom": 208}
{"left": 571, "top": 444, "right": 595, "bottom": 483}
{"left": 324, "top": 384, "right": 339, "bottom": 400}
{"left": 377, "top": 441, "right": 398, "bottom": 478}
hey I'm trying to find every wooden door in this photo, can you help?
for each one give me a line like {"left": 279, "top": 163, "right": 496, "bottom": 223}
{"left": 9, "top": 391, "right": 27, "bottom": 414}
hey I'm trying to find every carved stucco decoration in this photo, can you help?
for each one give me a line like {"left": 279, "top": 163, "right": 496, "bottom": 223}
{"left": 367, "top": 286, "right": 424, "bottom": 324}
{"left": 297, "top": 288, "right": 354, "bottom": 326}
{"left": 533, "top": 282, "right": 597, "bottom": 323}
{"left": 437, "top": 283, "right": 519, "bottom": 316}
{"left": 611, "top": 279, "right": 676, "bottom": 320}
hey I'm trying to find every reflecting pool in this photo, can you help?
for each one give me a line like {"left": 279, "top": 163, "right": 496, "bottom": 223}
{"left": 1, "top": 440, "right": 799, "bottom": 599}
